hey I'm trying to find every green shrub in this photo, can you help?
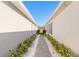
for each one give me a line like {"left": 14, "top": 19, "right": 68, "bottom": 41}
{"left": 18, "top": 43, "right": 28, "bottom": 53}
{"left": 9, "top": 49, "right": 19, "bottom": 57}
{"left": 9, "top": 34, "right": 36, "bottom": 57}
{"left": 36, "top": 29, "right": 46, "bottom": 35}
{"left": 36, "top": 30, "right": 40, "bottom": 34}
{"left": 45, "top": 34, "right": 79, "bottom": 57}
{"left": 43, "top": 30, "right": 46, "bottom": 34}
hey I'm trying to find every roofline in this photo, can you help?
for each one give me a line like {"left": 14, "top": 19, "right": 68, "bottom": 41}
{"left": 44, "top": 1, "right": 72, "bottom": 27}
{"left": 19, "top": 1, "right": 38, "bottom": 26}
{"left": 2, "top": 1, "right": 38, "bottom": 27}
{"left": 44, "top": 1, "right": 63, "bottom": 26}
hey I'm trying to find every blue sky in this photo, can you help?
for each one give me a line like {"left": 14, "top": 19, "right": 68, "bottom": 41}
{"left": 22, "top": 1, "right": 60, "bottom": 26}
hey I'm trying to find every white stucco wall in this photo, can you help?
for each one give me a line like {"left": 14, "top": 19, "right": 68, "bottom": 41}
{"left": 45, "top": 22, "right": 53, "bottom": 34}
{"left": 0, "top": 2, "right": 37, "bottom": 56}
{"left": 53, "top": 2, "right": 79, "bottom": 54}
{"left": 0, "top": 2, "right": 33, "bottom": 33}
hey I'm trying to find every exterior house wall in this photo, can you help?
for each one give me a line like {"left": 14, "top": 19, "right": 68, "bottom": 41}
{"left": 0, "top": 1, "right": 38, "bottom": 56}
{"left": 45, "top": 1, "right": 79, "bottom": 54}
{"left": 45, "top": 22, "right": 53, "bottom": 34}
{"left": 53, "top": 1, "right": 79, "bottom": 54}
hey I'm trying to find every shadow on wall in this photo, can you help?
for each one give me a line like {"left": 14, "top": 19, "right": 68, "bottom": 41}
{"left": 0, "top": 30, "right": 36, "bottom": 57}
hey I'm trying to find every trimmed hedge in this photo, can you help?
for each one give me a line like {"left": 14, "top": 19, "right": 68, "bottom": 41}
{"left": 9, "top": 34, "right": 36, "bottom": 57}
{"left": 45, "top": 34, "right": 79, "bottom": 57}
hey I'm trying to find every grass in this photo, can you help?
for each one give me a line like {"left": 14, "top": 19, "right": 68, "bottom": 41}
{"left": 45, "top": 34, "right": 79, "bottom": 57}
{"left": 9, "top": 34, "right": 36, "bottom": 57}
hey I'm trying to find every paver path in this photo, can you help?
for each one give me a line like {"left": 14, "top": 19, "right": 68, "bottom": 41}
{"left": 34, "top": 35, "right": 52, "bottom": 57}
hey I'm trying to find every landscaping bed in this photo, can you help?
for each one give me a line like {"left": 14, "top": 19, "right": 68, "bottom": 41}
{"left": 45, "top": 34, "right": 79, "bottom": 57}
{"left": 36, "top": 29, "right": 46, "bottom": 35}
{"left": 9, "top": 34, "right": 37, "bottom": 57}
